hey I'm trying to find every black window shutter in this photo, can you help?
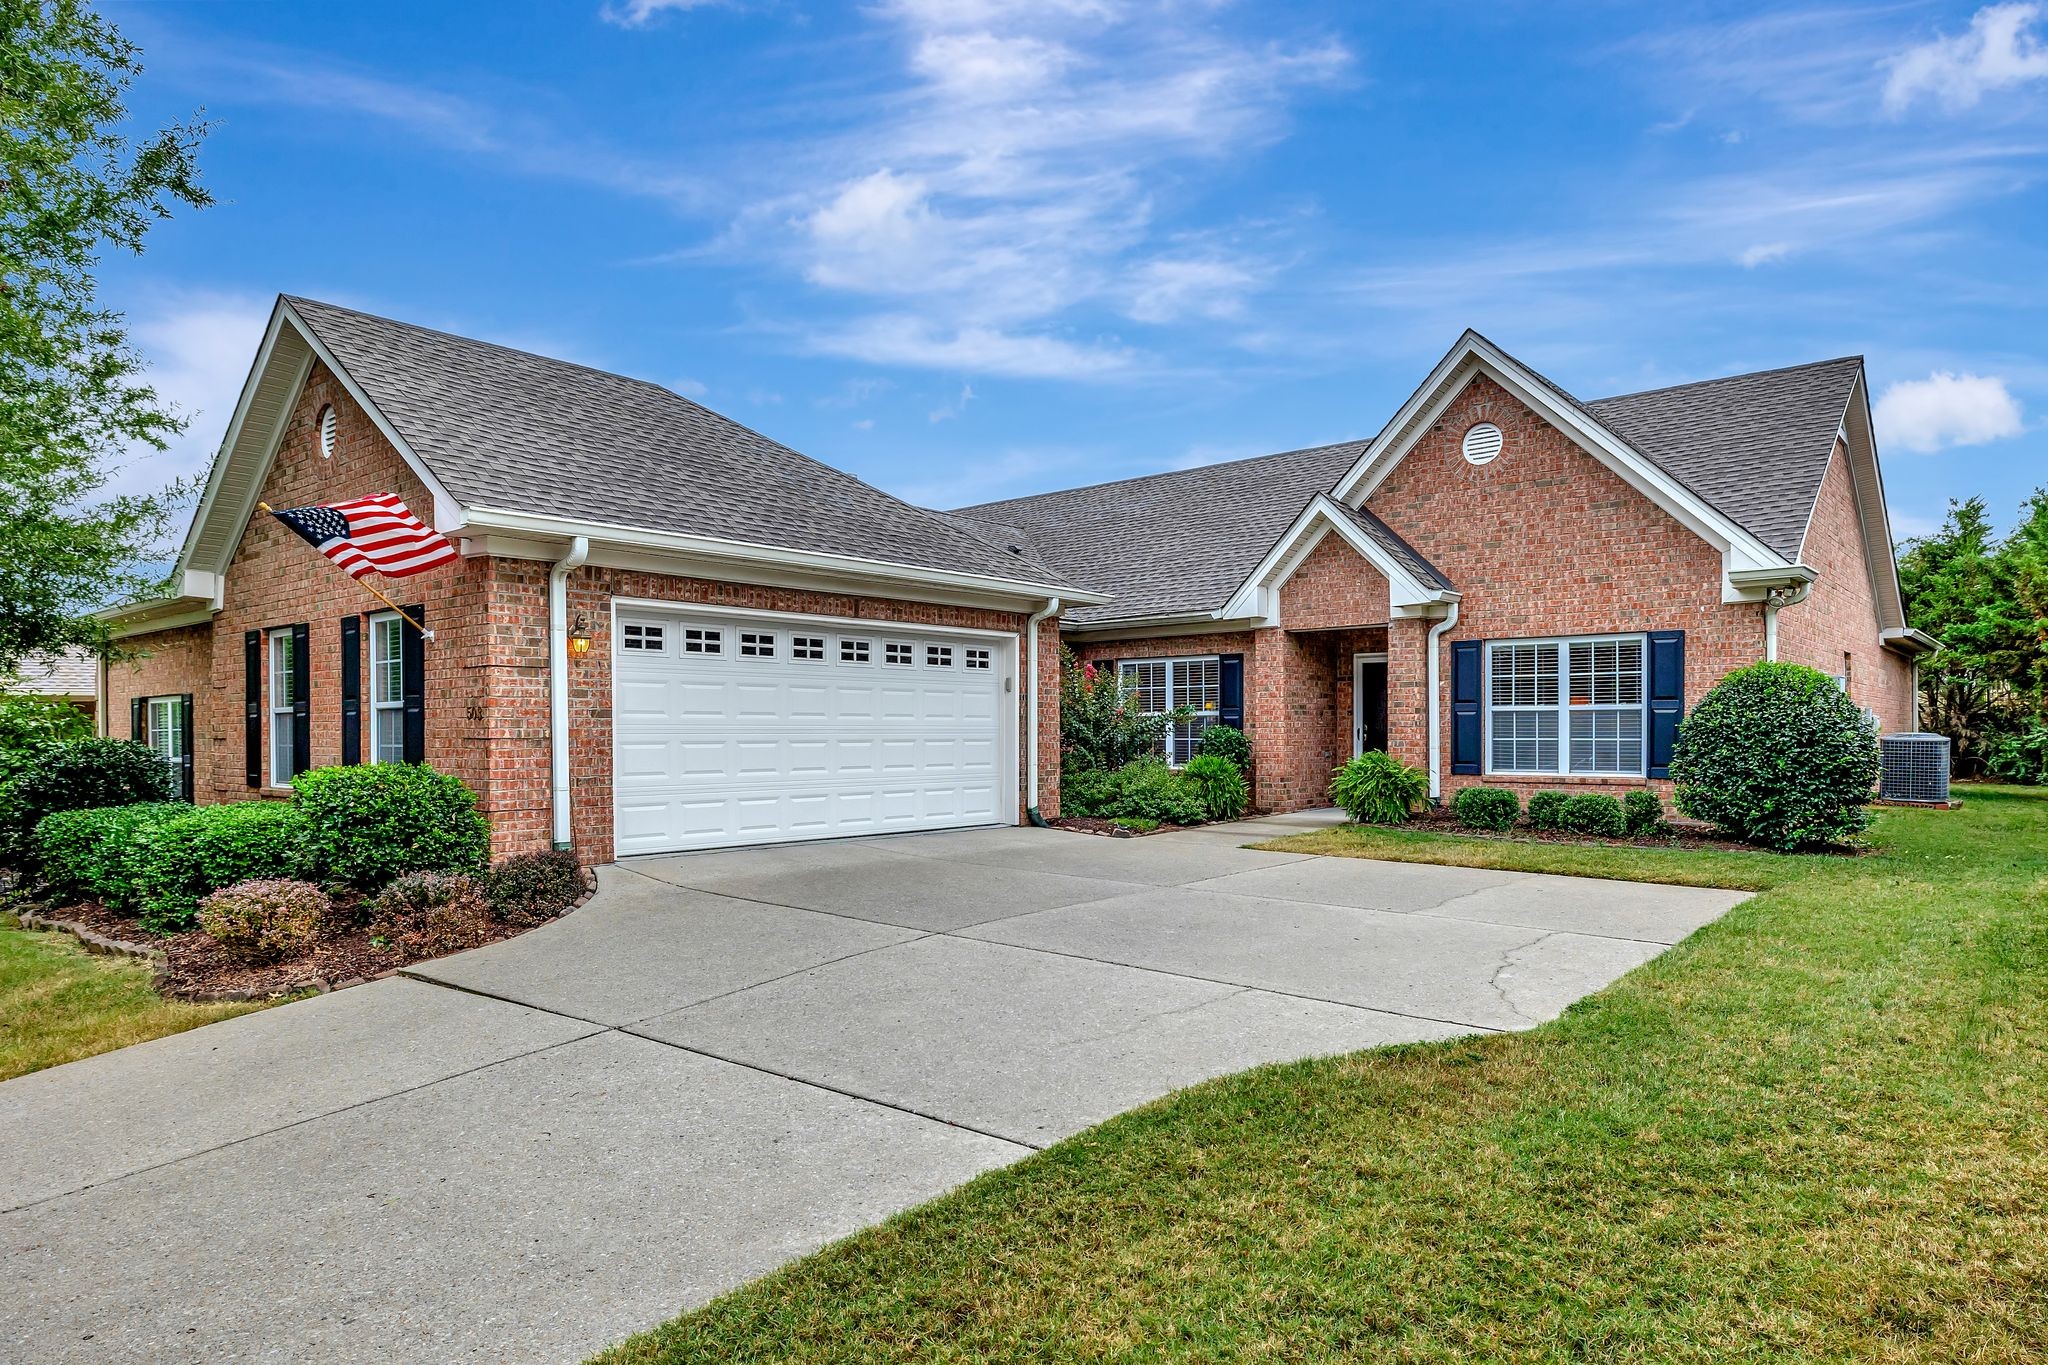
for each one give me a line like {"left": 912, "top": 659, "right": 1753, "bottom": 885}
{"left": 1647, "top": 630, "right": 1686, "bottom": 779}
{"left": 1217, "top": 653, "right": 1244, "bottom": 729}
{"left": 130, "top": 696, "right": 143, "bottom": 742}
{"left": 290, "top": 622, "right": 312, "bottom": 778}
{"left": 1450, "top": 640, "right": 1483, "bottom": 775}
{"left": 178, "top": 693, "right": 195, "bottom": 801}
{"left": 400, "top": 604, "right": 426, "bottom": 764}
{"left": 340, "top": 615, "right": 362, "bottom": 765}
{"left": 244, "top": 630, "right": 262, "bottom": 787}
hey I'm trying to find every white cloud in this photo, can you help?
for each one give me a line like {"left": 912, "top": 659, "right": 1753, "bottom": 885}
{"left": 911, "top": 32, "right": 1072, "bottom": 98}
{"left": 110, "top": 291, "right": 276, "bottom": 500}
{"left": 599, "top": 0, "right": 732, "bottom": 28}
{"left": 1884, "top": 3, "right": 2048, "bottom": 113}
{"left": 852, "top": 417, "right": 875, "bottom": 431}
{"left": 1125, "top": 254, "right": 1261, "bottom": 323}
{"left": 803, "top": 315, "right": 1139, "bottom": 379}
{"left": 928, "top": 383, "right": 975, "bottom": 422}
{"left": 671, "top": 376, "right": 709, "bottom": 398}
{"left": 1737, "top": 241, "right": 1792, "bottom": 267}
{"left": 1874, "top": 370, "right": 2025, "bottom": 452}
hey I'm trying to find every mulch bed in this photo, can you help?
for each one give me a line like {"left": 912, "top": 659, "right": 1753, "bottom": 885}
{"left": 17, "top": 870, "right": 596, "bottom": 1002}
{"left": 1047, "top": 816, "right": 1197, "bottom": 838}
{"left": 1405, "top": 806, "right": 1867, "bottom": 855}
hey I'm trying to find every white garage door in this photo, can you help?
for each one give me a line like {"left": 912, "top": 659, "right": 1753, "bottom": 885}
{"left": 613, "top": 608, "right": 1013, "bottom": 855}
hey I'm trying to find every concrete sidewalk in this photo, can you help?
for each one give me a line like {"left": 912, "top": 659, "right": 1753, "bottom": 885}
{"left": 0, "top": 815, "right": 1746, "bottom": 1363}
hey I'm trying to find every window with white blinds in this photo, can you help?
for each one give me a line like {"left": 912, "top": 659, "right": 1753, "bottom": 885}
{"left": 1486, "top": 635, "right": 1646, "bottom": 776}
{"left": 1118, "top": 656, "right": 1221, "bottom": 765}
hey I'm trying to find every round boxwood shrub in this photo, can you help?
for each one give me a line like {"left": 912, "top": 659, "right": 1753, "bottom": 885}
{"left": 1, "top": 738, "right": 179, "bottom": 862}
{"left": 292, "top": 764, "right": 490, "bottom": 891}
{"left": 1452, "top": 785, "right": 1520, "bottom": 831}
{"left": 1526, "top": 790, "right": 1569, "bottom": 831}
{"left": 1670, "top": 662, "right": 1880, "bottom": 850}
{"left": 133, "top": 802, "right": 312, "bottom": 933}
{"left": 1194, "top": 725, "right": 1250, "bottom": 769}
{"left": 371, "top": 872, "right": 495, "bottom": 957}
{"left": 1181, "top": 754, "right": 1249, "bottom": 821}
{"left": 33, "top": 802, "right": 190, "bottom": 911}
{"left": 198, "top": 879, "right": 332, "bottom": 965}
{"left": 485, "top": 850, "right": 585, "bottom": 925}
{"left": 1109, "top": 758, "right": 1208, "bottom": 826}
{"left": 1622, "top": 789, "right": 1665, "bottom": 838}
{"left": 1559, "top": 792, "right": 1628, "bottom": 839}
{"left": 1329, "top": 751, "right": 1427, "bottom": 825}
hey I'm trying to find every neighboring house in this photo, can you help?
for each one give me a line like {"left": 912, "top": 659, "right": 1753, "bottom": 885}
{"left": 100, "top": 299, "right": 1933, "bottom": 861}
{"left": 7, "top": 648, "right": 99, "bottom": 724}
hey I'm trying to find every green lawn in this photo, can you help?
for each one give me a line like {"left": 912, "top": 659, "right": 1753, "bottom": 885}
{"left": 0, "top": 914, "right": 267, "bottom": 1082}
{"left": 598, "top": 786, "right": 2048, "bottom": 1363}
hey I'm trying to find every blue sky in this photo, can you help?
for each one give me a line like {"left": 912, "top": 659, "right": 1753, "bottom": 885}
{"left": 101, "top": 0, "right": 2048, "bottom": 538}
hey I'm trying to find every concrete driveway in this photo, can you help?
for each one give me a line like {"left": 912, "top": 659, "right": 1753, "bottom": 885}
{"left": 0, "top": 814, "right": 1745, "bottom": 1364}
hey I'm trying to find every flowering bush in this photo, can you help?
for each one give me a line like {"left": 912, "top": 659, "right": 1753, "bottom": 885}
{"left": 1058, "top": 649, "right": 1186, "bottom": 773}
{"left": 197, "top": 879, "right": 332, "bottom": 965}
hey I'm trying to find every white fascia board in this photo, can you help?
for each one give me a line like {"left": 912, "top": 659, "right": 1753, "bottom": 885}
{"left": 277, "top": 299, "right": 462, "bottom": 528}
{"left": 95, "top": 595, "right": 216, "bottom": 638}
{"left": 1059, "top": 613, "right": 1243, "bottom": 642}
{"left": 1881, "top": 627, "right": 1941, "bottom": 656}
{"left": 454, "top": 506, "right": 1106, "bottom": 609}
{"left": 1217, "top": 495, "right": 1454, "bottom": 623}
{"left": 173, "top": 301, "right": 299, "bottom": 577}
{"left": 1330, "top": 333, "right": 1787, "bottom": 580}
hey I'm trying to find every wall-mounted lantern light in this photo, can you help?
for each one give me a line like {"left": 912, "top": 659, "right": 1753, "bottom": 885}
{"left": 568, "top": 614, "right": 593, "bottom": 658}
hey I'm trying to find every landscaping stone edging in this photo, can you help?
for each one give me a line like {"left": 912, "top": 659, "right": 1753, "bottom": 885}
{"left": 17, "top": 866, "right": 600, "bottom": 1004}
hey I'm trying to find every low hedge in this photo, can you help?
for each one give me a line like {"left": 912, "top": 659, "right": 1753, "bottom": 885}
{"left": 1527, "top": 791, "right": 1569, "bottom": 831}
{"left": 134, "top": 802, "right": 312, "bottom": 933}
{"left": 1452, "top": 786, "right": 1520, "bottom": 831}
{"left": 1558, "top": 793, "right": 1628, "bottom": 839}
{"left": 32, "top": 802, "right": 190, "bottom": 910}
{"left": 1, "top": 738, "right": 178, "bottom": 862}
{"left": 1623, "top": 789, "right": 1664, "bottom": 837}
{"left": 1062, "top": 758, "right": 1209, "bottom": 826}
{"left": 485, "top": 850, "right": 585, "bottom": 925}
{"left": 293, "top": 764, "right": 490, "bottom": 891}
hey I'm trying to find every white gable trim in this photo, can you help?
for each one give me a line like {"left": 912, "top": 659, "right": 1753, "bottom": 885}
{"left": 1328, "top": 331, "right": 1790, "bottom": 592}
{"left": 1218, "top": 494, "right": 1458, "bottom": 624}
{"left": 171, "top": 298, "right": 463, "bottom": 590}
{"left": 1831, "top": 369, "right": 1910, "bottom": 634}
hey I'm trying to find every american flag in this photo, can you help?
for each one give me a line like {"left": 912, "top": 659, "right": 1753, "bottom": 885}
{"left": 269, "top": 495, "right": 459, "bottom": 579}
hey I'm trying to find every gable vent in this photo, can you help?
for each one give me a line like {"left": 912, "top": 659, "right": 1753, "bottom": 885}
{"left": 1461, "top": 422, "right": 1503, "bottom": 465}
{"left": 318, "top": 404, "right": 337, "bottom": 459}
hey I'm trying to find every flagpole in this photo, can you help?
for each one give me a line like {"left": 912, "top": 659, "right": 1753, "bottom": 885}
{"left": 259, "top": 502, "right": 436, "bottom": 639}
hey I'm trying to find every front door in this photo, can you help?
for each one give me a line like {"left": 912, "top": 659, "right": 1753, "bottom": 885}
{"left": 1353, "top": 653, "right": 1389, "bottom": 756}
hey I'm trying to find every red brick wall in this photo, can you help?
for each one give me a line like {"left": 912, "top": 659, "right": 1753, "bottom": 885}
{"left": 1277, "top": 530, "right": 1391, "bottom": 630}
{"left": 1775, "top": 442, "right": 1915, "bottom": 733}
{"left": 103, "top": 626, "right": 214, "bottom": 783}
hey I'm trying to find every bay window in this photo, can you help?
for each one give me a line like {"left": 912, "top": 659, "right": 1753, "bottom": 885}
{"left": 1119, "top": 656, "right": 1220, "bottom": 765}
{"left": 1485, "top": 634, "right": 1646, "bottom": 776}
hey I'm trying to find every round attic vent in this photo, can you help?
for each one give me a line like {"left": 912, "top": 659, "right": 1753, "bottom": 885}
{"left": 1461, "top": 422, "right": 1503, "bottom": 466}
{"left": 318, "top": 404, "right": 337, "bottom": 459}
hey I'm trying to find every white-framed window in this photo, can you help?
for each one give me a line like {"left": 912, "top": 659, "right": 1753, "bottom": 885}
{"left": 621, "top": 623, "right": 665, "bottom": 652}
{"left": 1118, "top": 656, "right": 1221, "bottom": 765}
{"left": 144, "top": 695, "right": 184, "bottom": 775}
{"left": 792, "top": 635, "right": 825, "bottom": 661}
{"left": 926, "top": 644, "right": 954, "bottom": 668}
{"left": 1485, "top": 634, "right": 1646, "bottom": 776}
{"left": 739, "top": 630, "right": 776, "bottom": 658}
{"left": 369, "top": 611, "right": 405, "bottom": 764}
{"left": 269, "top": 628, "right": 297, "bottom": 787}
{"left": 884, "top": 642, "right": 914, "bottom": 666}
{"left": 964, "top": 647, "right": 992, "bottom": 670}
{"left": 840, "top": 638, "right": 871, "bottom": 664}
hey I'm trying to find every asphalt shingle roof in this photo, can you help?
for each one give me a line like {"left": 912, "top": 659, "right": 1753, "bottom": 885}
{"left": 284, "top": 297, "right": 1072, "bottom": 589}
{"left": 7, "top": 648, "right": 96, "bottom": 696}
{"left": 952, "top": 353, "right": 1861, "bottom": 625}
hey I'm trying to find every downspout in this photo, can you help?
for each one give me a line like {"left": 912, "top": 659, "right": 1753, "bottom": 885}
{"left": 1424, "top": 600, "right": 1461, "bottom": 803}
{"left": 1762, "top": 582, "right": 1811, "bottom": 662}
{"left": 548, "top": 535, "right": 590, "bottom": 851}
{"left": 1025, "top": 596, "right": 1060, "bottom": 827}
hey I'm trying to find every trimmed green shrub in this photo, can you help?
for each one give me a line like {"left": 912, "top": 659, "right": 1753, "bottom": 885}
{"left": 1181, "top": 755, "right": 1249, "bottom": 821}
{"left": 1451, "top": 786, "right": 1520, "bottom": 831}
{"left": 198, "top": 879, "right": 331, "bottom": 964}
{"left": 292, "top": 764, "right": 490, "bottom": 891}
{"left": 32, "top": 802, "right": 189, "bottom": 910}
{"left": 1559, "top": 793, "right": 1628, "bottom": 839}
{"left": 0, "top": 693, "right": 93, "bottom": 767}
{"left": 371, "top": 872, "right": 495, "bottom": 957}
{"left": 133, "top": 802, "right": 311, "bottom": 933}
{"left": 1526, "top": 790, "right": 1569, "bottom": 831}
{"left": 1108, "top": 758, "right": 1208, "bottom": 825}
{"left": 1329, "top": 751, "right": 1427, "bottom": 825}
{"left": 1623, "top": 789, "right": 1665, "bottom": 838}
{"left": 1194, "top": 725, "right": 1250, "bottom": 769}
{"left": 485, "top": 850, "right": 585, "bottom": 924}
{"left": 1060, "top": 765, "right": 1121, "bottom": 818}
{"left": 1, "top": 738, "right": 178, "bottom": 862}
{"left": 1671, "top": 662, "right": 1880, "bottom": 850}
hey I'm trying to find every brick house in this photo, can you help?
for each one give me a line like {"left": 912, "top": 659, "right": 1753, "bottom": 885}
{"left": 103, "top": 302, "right": 1933, "bottom": 860}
